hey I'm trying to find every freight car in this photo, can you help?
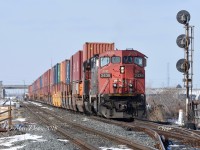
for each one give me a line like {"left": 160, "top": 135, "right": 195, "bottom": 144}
{"left": 28, "top": 42, "right": 147, "bottom": 119}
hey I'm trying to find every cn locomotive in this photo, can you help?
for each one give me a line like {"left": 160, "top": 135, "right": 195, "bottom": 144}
{"left": 28, "top": 42, "right": 147, "bottom": 119}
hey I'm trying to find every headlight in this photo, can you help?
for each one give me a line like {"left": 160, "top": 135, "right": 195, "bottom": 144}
{"left": 120, "top": 66, "right": 125, "bottom": 74}
{"left": 129, "top": 83, "right": 133, "bottom": 88}
{"left": 113, "top": 83, "right": 117, "bottom": 88}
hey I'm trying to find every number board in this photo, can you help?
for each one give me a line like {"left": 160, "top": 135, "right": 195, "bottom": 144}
{"left": 100, "top": 73, "right": 112, "bottom": 78}
{"left": 134, "top": 73, "right": 145, "bottom": 78}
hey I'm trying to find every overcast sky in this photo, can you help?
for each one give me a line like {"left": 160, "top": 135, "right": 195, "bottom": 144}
{"left": 0, "top": 0, "right": 199, "bottom": 88}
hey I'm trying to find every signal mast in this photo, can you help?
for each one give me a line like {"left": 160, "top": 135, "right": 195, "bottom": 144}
{"left": 176, "top": 10, "right": 195, "bottom": 129}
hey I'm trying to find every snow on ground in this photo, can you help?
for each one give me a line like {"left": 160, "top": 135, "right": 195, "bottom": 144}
{"left": 0, "top": 99, "right": 16, "bottom": 106}
{"left": 22, "top": 101, "right": 29, "bottom": 104}
{"left": 41, "top": 106, "right": 53, "bottom": 111}
{"left": 100, "top": 145, "right": 132, "bottom": 150}
{"left": 1, "top": 145, "right": 25, "bottom": 150}
{"left": 13, "top": 118, "right": 26, "bottom": 122}
{"left": 0, "top": 133, "right": 46, "bottom": 149}
{"left": 82, "top": 117, "right": 89, "bottom": 121}
{"left": 57, "top": 139, "right": 69, "bottom": 142}
{"left": 29, "top": 101, "right": 43, "bottom": 107}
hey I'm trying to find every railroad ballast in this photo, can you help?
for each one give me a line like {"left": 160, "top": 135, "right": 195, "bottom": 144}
{"left": 28, "top": 42, "right": 147, "bottom": 119}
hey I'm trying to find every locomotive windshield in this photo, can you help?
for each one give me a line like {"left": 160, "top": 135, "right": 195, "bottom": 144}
{"left": 111, "top": 56, "right": 121, "bottom": 63}
{"left": 100, "top": 56, "right": 110, "bottom": 67}
{"left": 134, "top": 57, "right": 143, "bottom": 67}
{"left": 123, "top": 56, "right": 144, "bottom": 67}
{"left": 123, "top": 56, "right": 133, "bottom": 63}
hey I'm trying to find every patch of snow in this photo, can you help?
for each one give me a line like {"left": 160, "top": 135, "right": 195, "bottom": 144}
{"left": 57, "top": 139, "right": 69, "bottom": 142}
{"left": 29, "top": 102, "right": 42, "bottom": 107}
{"left": 41, "top": 107, "right": 53, "bottom": 111}
{"left": 13, "top": 118, "right": 26, "bottom": 122}
{"left": 1, "top": 145, "right": 25, "bottom": 150}
{"left": 0, "top": 133, "right": 46, "bottom": 147}
{"left": 0, "top": 100, "right": 16, "bottom": 106}
{"left": 100, "top": 145, "right": 132, "bottom": 150}
{"left": 82, "top": 118, "right": 89, "bottom": 121}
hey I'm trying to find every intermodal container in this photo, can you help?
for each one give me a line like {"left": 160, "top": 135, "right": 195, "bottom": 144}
{"left": 83, "top": 42, "right": 115, "bottom": 62}
{"left": 54, "top": 65, "right": 57, "bottom": 84}
{"left": 53, "top": 63, "right": 61, "bottom": 84}
{"left": 66, "top": 60, "right": 70, "bottom": 84}
{"left": 36, "top": 78, "right": 40, "bottom": 90}
{"left": 72, "top": 50, "right": 83, "bottom": 81}
{"left": 70, "top": 56, "right": 73, "bottom": 83}
{"left": 50, "top": 67, "right": 54, "bottom": 93}
{"left": 57, "top": 63, "right": 60, "bottom": 83}
{"left": 60, "top": 60, "right": 68, "bottom": 84}
{"left": 43, "top": 69, "right": 50, "bottom": 94}
{"left": 40, "top": 76, "right": 43, "bottom": 88}
{"left": 28, "top": 85, "right": 32, "bottom": 96}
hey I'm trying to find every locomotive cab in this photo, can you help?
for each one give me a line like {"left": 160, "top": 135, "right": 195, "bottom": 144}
{"left": 85, "top": 50, "right": 146, "bottom": 118}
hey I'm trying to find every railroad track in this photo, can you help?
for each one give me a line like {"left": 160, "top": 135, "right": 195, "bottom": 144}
{"left": 134, "top": 119, "right": 200, "bottom": 148}
{"left": 23, "top": 102, "right": 154, "bottom": 150}
{"left": 24, "top": 103, "right": 98, "bottom": 150}
{"left": 90, "top": 116, "right": 165, "bottom": 150}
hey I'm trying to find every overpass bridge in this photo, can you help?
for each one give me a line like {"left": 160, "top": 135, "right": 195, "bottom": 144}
{"left": 0, "top": 81, "right": 29, "bottom": 99}
{"left": 2, "top": 85, "right": 29, "bottom": 89}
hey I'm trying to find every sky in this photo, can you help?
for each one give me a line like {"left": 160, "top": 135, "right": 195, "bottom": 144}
{"left": 0, "top": 0, "right": 200, "bottom": 88}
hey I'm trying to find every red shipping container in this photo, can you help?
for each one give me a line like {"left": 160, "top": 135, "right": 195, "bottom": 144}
{"left": 60, "top": 60, "right": 68, "bottom": 84}
{"left": 71, "top": 50, "right": 83, "bottom": 81}
{"left": 70, "top": 56, "right": 73, "bottom": 83}
{"left": 83, "top": 42, "right": 115, "bottom": 62}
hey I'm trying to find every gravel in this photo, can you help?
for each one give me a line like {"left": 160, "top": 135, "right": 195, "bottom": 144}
{"left": 0, "top": 103, "right": 79, "bottom": 150}
{"left": 29, "top": 101, "right": 157, "bottom": 149}
{"left": 2, "top": 100, "right": 199, "bottom": 150}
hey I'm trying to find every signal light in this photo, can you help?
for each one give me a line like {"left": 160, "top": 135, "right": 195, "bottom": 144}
{"left": 176, "top": 10, "right": 190, "bottom": 25}
{"left": 176, "top": 34, "right": 190, "bottom": 48}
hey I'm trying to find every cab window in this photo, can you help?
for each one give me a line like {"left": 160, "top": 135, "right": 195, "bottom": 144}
{"left": 100, "top": 57, "right": 110, "bottom": 67}
{"left": 111, "top": 56, "right": 121, "bottom": 64}
{"left": 123, "top": 56, "right": 133, "bottom": 64}
{"left": 134, "top": 57, "right": 143, "bottom": 67}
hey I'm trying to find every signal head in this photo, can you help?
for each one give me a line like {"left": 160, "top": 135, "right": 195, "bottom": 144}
{"left": 177, "top": 10, "right": 190, "bottom": 25}
{"left": 176, "top": 34, "right": 190, "bottom": 48}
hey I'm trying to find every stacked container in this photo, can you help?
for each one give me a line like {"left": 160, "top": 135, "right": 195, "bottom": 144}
{"left": 60, "top": 60, "right": 67, "bottom": 84}
{"left": 42, "top": 69, "right": 51, "bottom": 101}
{"left": 71, "top": 51, "right": 83, "bottom": 96}
{"left": 83, "top": 42, "right": 115, "bottom": 62}
{"left": 28, "top": 85, "right": 33, "bottom": 99}
{"left": 70, "top": 51, "right": 83, "bottom": 111}
{"left": 66, "top": 60, "right": 70, "bottom": 84}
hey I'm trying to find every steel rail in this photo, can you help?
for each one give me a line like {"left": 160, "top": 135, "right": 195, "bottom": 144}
{"left": 90, "top": 116, "right": 165, "bottom": 150}
{"left": 24, "top": 104, "right": 98, "bottom": 150}
{"left": 134, "top": 120, "right": 200, "bottom": 147}
{"left": 26, "top": 102, "right": 153, "bottom": 150}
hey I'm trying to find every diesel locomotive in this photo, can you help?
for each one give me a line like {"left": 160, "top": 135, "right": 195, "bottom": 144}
{"left": 28, "top": 42, "right": 147, "bottom": 119}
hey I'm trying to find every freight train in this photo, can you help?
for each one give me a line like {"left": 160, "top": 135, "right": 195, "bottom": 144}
{"left": 28, "top": 42, "right": 147, "bottom": 119}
